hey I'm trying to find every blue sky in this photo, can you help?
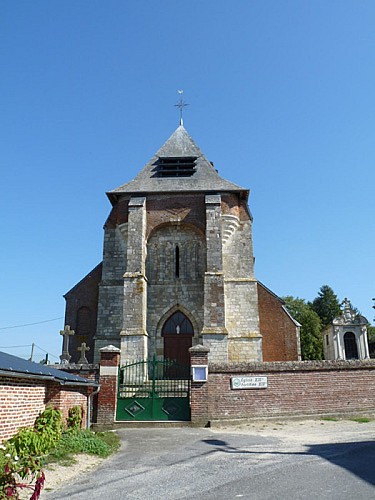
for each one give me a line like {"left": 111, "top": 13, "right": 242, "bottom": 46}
{"left": 1, "top": 1, "right": 374, "bottom": 361}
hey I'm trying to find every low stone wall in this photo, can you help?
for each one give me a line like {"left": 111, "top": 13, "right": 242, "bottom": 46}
{"left": 191, "top": 359, "right": 375, "bottom": 424}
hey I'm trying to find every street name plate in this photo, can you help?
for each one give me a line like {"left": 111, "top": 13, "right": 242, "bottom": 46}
{"left": 231, "top": 376, "right": 268, "bottom": 389}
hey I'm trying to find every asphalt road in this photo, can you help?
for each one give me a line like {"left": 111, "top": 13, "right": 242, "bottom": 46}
{"left": 45, "top": 422, "right": 375, "bottom": 500}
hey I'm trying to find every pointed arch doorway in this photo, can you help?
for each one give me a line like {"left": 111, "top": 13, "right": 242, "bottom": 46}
{"left": 162, "top": 311, "right": 194, "bottom": 367}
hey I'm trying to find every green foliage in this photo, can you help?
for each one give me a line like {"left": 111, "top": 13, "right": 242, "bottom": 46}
{"left": 350, "top": 417, "right": 372, "bottom": 423}
{"left": 9, "top": 407, "right": 63, "bottom": 460}
{"left": 0, "top": 444, "right": 45, "bottom": 500}
{"left": 34, "top": 406, "right": 63, "bottom": 438}
{"left": 310, "top": 285, "right": 341, "bottom": 328}
{"left": 367, "top": 325, "right": 375, "bottom": 342}
{"left": 8, "top": 428, "right": 49, "bottom": 459}
{"left": 1, "top": 408, "right": 119, "bottom": 499}
{"left": 1, "top": 407, "right": 62, "bottom": 499}
{"left": 46, "top": 430, "right": 120, "bottom": 465}
{"left": 283, "top": 296, "right": 323, "bottom": 360}
{"left": 66, "top": 406, "right": 83, "bottom": 431}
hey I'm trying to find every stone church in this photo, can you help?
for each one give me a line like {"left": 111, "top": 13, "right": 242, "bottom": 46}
{"left": 63, "top": 124, "right": 300, "bottom": 366}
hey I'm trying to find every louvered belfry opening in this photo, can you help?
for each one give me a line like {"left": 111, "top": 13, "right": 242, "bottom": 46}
{"left": 156, "top": 156, "right": 197, "bottom": 177}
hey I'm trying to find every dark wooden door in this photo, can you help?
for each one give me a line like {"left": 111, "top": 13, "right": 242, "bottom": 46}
{"left": 162, "top": 311, "right": 194, "bottom": 370}
{"left": 164, "top": 334, "right": 193, "bottom": 365}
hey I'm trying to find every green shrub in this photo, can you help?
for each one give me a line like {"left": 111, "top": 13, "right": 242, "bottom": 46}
{"left": 8, "top": 407, "right": 63, "bottom": 459}
{"left": 66, "top": 406, "right": 83, "bottom": 431}
{"left": 34, "top": 406, "right": 63, "bottom": 440}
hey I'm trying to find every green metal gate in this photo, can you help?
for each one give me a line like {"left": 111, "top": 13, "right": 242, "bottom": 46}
{"left": 116, "top": 355, "right": 191, "bottom": 421}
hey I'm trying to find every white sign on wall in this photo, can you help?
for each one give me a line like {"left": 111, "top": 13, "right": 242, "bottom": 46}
{"left": 231, "top": 376, "right": 268, "bottom": 390}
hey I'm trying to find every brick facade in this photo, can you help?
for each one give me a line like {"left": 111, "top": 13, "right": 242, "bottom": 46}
{"left": 257, "top": 282, "right": 300, "bottom": 361}
{"left": 0, "top": 376, "right": 91, "bottom": 443}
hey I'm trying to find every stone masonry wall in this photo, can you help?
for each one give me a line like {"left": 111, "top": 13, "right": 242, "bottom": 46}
{"left": 95, "top": 223, "right": 128, "bottom": 361}
{"left": 222, "top": 196, "right": 261, "bottom": 363}
{"left": 146, "top": 224, "right": 205, "bottom": 358}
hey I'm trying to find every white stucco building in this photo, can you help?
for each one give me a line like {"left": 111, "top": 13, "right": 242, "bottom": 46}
{"left": 323, "top": 299, "right": 370, "bottom": 360}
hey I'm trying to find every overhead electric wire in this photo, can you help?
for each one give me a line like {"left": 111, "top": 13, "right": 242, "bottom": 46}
{"left": 0, "top": 343, "right": 60, "bottom": 361}
{"left": 0, "top": 316, "right": 63, "bottom": 330}
{"left": 0, "top": 344, "right": 32, "bottom": 349}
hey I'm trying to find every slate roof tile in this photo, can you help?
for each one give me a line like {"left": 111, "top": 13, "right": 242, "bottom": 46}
{"left": 108, "top": 125, "right": 245, "bottom": 197}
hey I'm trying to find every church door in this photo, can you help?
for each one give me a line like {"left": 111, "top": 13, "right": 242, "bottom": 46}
{"left": 344, "top": 332, "right": 359, "bottom": 360}
{"left": 162, "top": 311, "right": 193, "bottom": 367}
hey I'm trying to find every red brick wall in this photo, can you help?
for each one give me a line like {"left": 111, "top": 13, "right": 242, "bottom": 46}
{"left": 193, "top": 360, "right": 375, "bottom": 423}
{"left": 258, "top": 282, "right": 300, "bottom": 361}
{"left": 46, "top": 383, "right": 88, "bottom": 427}
{"left": 0, "top": 376, "right": 90, "bottom": 443}
{"left": 146, "top": 194, "right": 206, "bottom": 238}
{"left": 0, "top": 377, "right": 46, "bottom": 443}
{"left": 96, "top": 349, "right": 120, "bottom": 425}
{"left": 190, "top": 347, "right": 210, "bottom": 424}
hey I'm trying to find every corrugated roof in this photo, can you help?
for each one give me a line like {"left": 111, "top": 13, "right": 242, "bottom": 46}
{"left": 108, "top": 125, "right": 246, "bottom": 199}
{"left": 0, "top": 351, "right": 98, "bottom": 386}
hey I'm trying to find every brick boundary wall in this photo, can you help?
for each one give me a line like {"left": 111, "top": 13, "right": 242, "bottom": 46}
{"left": 190, "top": 359, "right": 375, "bottom": 425}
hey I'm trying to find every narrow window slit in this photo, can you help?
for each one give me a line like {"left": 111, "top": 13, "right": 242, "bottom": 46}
{"left": 175, "top": 245, "right": 180, "bottom": 278}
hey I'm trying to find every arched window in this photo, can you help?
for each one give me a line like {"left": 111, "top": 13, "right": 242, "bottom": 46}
{"left": 344, "top": 332, "right": 358, "bottom": 360}
{"left": 76, "top": 307, "right": 91, "bottom": 336}
{"left": 162, "top": 311, "right": 193, "bottom": 336}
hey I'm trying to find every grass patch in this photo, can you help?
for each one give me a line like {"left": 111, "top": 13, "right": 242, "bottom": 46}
{"left": 45, "top": 430, "right": 120, "bottom": 466}
{"left": 349, "top": 417, "right": 372, "bottom": 424}
{"left": 321, "top": 417, "right": 340, "bottom": 422}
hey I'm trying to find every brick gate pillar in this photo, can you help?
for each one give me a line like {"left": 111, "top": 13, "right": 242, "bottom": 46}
{"left": 97, "top": 345, "right": 120, "bottom": 425}
{"left": 189, "top": 344, "right": 210, "bottom": 426}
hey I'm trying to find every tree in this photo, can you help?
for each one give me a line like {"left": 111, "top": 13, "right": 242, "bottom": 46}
{"left": 367, "top": 325, "right": 375, "bottom": 343}
{"left": 283, "top": 296, "right": 323, "bottom": 360}
{"left": 310, "top": 285, "right": 341, "bottom": 328}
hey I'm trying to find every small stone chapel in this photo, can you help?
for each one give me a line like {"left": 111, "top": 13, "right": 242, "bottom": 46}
{"left": 63, "top": 124, "right": 300, "bottom": 366}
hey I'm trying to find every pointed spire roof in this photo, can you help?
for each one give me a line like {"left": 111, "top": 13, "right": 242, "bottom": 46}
{"left": 107, "top": 125, "right": 247, "bottom": 202}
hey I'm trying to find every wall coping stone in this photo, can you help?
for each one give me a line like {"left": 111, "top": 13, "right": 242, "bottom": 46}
{"left": 52, "top": 364, "right": 99, "bottom": 370}
{"left": 189, "top": 344, "right": 210, "bottom": 354}
{"left": 100, "top": 345, "right": 121, "bottom": 353}
{"left": 209, "top": 359, "right": 375, "bottom": 373}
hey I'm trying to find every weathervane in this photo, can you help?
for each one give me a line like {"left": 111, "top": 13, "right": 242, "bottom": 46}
{"left": 174, "top": 90, "right": 189, "bottom": 126}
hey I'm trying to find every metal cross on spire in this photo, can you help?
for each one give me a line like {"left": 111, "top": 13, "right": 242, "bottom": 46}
{"left": 174, "top": 90, "right": 189, "bottom": 126}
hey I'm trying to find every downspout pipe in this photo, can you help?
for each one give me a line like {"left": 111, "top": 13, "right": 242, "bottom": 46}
{"left": 87, "top": 385, "right": 100, "bottom": 429}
